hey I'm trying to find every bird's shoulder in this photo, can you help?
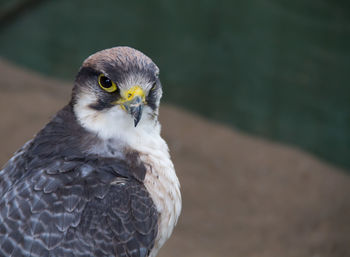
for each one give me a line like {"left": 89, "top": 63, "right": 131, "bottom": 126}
{"left": 0, "top": 104, "right": 146, "bottom": 193}
{"left": 0, "top": 144, "right": 158, "bottom": 256}
{"left": 0, "top": 105, "right": 158, "bottom": 257}
{"left": 0, "top": 155, "right": 158, "bottom": 256}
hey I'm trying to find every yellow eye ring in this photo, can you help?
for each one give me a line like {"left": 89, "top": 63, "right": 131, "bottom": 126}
{"left": 98, "top": 74, "right": 117, "bottom": 93}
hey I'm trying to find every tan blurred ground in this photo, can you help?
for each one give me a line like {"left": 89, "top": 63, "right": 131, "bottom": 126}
{"left": 0, "top": 59, "right": 349, "bottom": 257}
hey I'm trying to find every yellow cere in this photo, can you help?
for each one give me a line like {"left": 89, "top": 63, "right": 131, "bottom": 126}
{"left": 126, "top": 86, "right": 145, "bottom": 100}
{"left": 116, "top": 86, "right": 146, "bottom": 104}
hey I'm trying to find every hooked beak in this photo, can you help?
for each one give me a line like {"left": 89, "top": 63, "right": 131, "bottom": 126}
{"left": 115, "top": 86, "right": 146, "bottom": 127}
{"left": 122, "top": 95, "right": 144, "bottom": 127}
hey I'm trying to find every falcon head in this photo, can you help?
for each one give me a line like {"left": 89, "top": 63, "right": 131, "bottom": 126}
{"left": 71, "top": 47, "right": 163, "bottom": 140}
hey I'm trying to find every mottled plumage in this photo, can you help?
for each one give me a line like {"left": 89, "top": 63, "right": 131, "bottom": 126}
{"left": 0, "top": 47, "right": 181, "bottom": 257}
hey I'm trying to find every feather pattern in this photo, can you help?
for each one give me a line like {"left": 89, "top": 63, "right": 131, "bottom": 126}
{"left": 0, "top": 105, "right": 158, "bottom": 257}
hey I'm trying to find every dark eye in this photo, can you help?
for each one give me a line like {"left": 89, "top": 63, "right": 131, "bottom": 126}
{"left": 98, "top": 74, "right": 117, "bottom": 93}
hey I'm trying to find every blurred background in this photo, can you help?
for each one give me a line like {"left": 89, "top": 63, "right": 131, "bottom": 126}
{"left": 0, "top": 0, "right": 350, "bottom": 256}
{"left": 1, "top": 0, "right": 349, "bottom": 170}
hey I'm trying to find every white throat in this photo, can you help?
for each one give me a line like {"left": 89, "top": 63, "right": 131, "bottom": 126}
{"left": 74, "top": 96, "right": 182, "bottom": 257}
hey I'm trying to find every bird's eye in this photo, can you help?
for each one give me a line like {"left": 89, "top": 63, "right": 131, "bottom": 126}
{"left": 98, "top": 74, "right": 117, "bottom": 93}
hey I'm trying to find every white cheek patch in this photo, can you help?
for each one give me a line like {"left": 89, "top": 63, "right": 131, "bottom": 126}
{"left": 74, "top": 91, "right": 130, "bottom": 139}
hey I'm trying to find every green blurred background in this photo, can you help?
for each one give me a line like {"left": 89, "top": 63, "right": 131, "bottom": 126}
{"left": 0, "top": 0, "right": 349, "bottom": 170}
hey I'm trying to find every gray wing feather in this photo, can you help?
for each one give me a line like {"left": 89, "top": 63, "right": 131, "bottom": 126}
{"left": 0, "top": 155, "right": 158, "bottom": 257}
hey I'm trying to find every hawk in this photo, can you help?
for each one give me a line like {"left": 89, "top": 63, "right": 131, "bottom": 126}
{"left": 0, "top": 47, "right": 181, "bottom": 257}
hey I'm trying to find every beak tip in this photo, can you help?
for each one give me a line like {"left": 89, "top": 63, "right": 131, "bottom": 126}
{"left": 134, "top": 119, "right": 139, "bottom": 127}
{"left": 133, "top": 108, "right": 142, "bottom": 127}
